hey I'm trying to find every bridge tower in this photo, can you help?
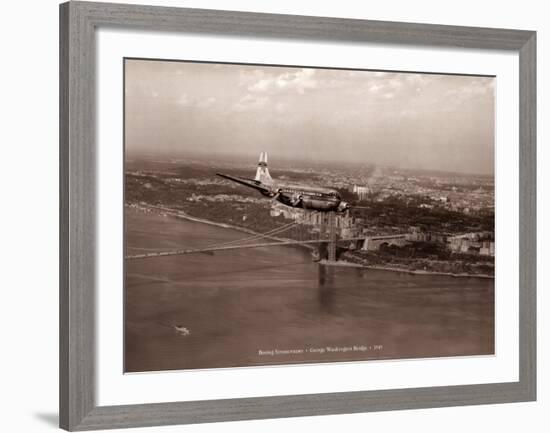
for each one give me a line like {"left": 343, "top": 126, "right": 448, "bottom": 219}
{"left": 317, "top": 211, "right": 337, "bottom": 262}
{"left": 328, "top": 211, "right": 337, "bottom": 262}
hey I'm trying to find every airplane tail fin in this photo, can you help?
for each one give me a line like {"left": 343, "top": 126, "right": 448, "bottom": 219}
{"left": 255, "top": 152, "right": 273, "bottom": 185}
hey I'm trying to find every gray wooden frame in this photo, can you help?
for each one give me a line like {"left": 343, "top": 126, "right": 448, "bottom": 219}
{"left": 59, "top": 1, "right": 536, "bottom": 430}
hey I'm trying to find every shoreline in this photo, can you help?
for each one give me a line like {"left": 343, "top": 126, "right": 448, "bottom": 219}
{"left": 128, "top": 203, "right": 494, "bottom": 279}
{"left": 319, "top": 259, "right": 494, "bottom": 280}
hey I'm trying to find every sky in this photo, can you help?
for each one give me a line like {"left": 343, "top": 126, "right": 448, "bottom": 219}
{"left": 125, "top": 59, "right": 495, "bottom": 175}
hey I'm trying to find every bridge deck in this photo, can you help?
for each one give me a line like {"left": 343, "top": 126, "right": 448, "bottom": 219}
{"left": 125, "top": 237, "right": 365, "bottom": 260}
{"left": 368, "top": 234, "right": 407, "bottom": 240}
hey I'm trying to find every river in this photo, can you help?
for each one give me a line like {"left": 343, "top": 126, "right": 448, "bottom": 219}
{"left": 124, "top": 208, "right": 494, "bottom": 372}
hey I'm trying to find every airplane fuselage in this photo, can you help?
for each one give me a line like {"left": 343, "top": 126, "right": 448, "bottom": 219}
{"left": 261, "top": 183, "right": 344, "bottom": 212}
{"left": 216, "top": 152, "right": 349, "bottom": 213}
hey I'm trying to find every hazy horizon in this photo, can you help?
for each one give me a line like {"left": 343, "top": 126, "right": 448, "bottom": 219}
{"left": 125, "top": 59, "right": 495, "bottom": 175}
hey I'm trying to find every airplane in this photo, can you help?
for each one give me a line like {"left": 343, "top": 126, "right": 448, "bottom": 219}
{"left": 216, "top": 152, "right": 350, "bottom": 212}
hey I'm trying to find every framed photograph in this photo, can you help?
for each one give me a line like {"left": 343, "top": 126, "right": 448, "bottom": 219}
{"left": 60, "top": 1, "right": 536, "bottom": 430}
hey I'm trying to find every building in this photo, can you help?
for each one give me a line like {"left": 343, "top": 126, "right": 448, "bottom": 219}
{"left": 351, "top": 185, "right": 371, "bottom": 200}
{"left": 447, "top": 233, "right": 494, "bottom": 255}
{"left": 479, "top": 241, "right": 495, "bottom": 256}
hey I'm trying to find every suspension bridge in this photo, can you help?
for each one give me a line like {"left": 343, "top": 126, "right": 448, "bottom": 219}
{"left": 125, "top": 206, "right": 365, "bottom": 262}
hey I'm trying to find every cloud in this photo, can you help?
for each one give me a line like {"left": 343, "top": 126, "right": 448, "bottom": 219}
{"left": 360, "top": 74, "right": 407, "bottom": 97}
{"left": 369, "top": 84, "right": 382, "bottom": 93}
{"left": 443, "top": 78, "right": 495, "bottom": 104}
{"left": 274, "top": 102, "right": 287, "bottom": 113}
{"left": 405, "top": 74, "right": 426, "bottom": 84}
{"left": 177, "top": 93, "right": 191, "bottom": 106}
{"left": 248, "top": 68, "right": 318, "bottom": 95}
{"left": 233, "top": 94, "right": 269, "bottom": 112}
{"left": 197, "top": 97, "right": 217, "bottom": 109}
{"left": 176, "top": 94, "right": 218, "bottom": 109}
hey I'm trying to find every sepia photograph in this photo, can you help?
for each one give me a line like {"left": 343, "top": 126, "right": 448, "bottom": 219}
{"left": 124, "top": 58, "right": 495, "bottom": 373}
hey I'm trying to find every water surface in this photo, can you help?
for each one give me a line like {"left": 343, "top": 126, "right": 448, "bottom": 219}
{"left": 125, "top": 209, "right": 494, "bottom": 372}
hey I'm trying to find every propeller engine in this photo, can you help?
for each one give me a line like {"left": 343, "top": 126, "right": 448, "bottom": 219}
{"left": 337, "top": 201, "right": 350, "bottom": 212}
{"left": 270, "top": 188, "right": 283, "bottom": 201}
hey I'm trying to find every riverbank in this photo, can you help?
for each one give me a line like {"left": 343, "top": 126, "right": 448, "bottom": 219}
{"left": 319, "top": 259, "right": 494, "bottom": 279}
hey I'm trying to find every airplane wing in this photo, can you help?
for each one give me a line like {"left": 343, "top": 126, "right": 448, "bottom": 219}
{"left": 216, "top": 173, "right": 271, "bottom": 194}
